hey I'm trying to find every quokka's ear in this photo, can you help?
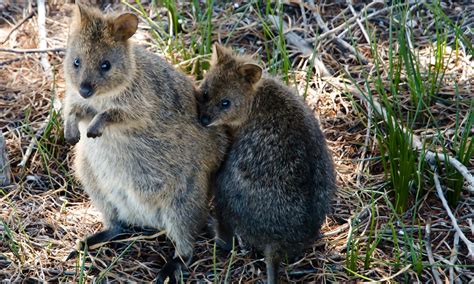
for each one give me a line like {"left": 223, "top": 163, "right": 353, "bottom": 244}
{"left": 211, "top": 44, "right": 232, "bottom": 65}
{"left": 112, "top": 13, "right": 138, "bottom": 41}
{"left": 72, "top": 3, "right": 91, "bottom": 28}
{"left": 238, "top": 63, "right": 262, "bottom": 85}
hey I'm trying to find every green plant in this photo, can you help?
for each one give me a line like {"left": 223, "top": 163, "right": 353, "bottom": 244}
{"left": 254, "top": 0, "right": 290, "bottom": 82}
{"left": 444, "top": 97, "right": 474, "bottom": 206}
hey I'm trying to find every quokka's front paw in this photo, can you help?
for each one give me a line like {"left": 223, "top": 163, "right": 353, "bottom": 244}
{"left": 64, "top": 125, "right": 80, "bottom": 145}
{"left": 86, "top": 125, "right": 103, "bottom": 138}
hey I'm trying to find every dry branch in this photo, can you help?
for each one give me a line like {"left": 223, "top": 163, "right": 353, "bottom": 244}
{"left": 0, "top": 133, "right": 11, "bottom": 186}
{"left": 0, "top": 57, "right": 23, "bottom": 66}
{"left": 423, "top": 151, "right": 474, "bottom": 192}
{"left": 0, "top": 47, "right": 65, "bottom": 54}
{"left": 307, "top": 0, "right": 368, "bottom": 64}
{"left": 449, "top": 232, "right": 460, "bottom": 284}
{"left": 1, "top": 11, "right": 35, "bottom": 44}
{"left": 347, "top": 4, "right": 370, "bottom": 44}
{"left": 431, "top": 165, "right": 474, "bottom": 259}
{"left": 19, "top": 0, "right": 62, "bottom": 168}
{"left": 425, "top": 221, "right": 443, "bottom": 284}
{"left": 37, "top": 0, "right": 52, "bottom": 76}
{"left": 313, "top": 1, "right": 385, "bottom": 42}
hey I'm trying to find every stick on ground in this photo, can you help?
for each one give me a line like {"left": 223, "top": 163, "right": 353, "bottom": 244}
{"left": 307, "top": 1, "right": 369, "bottom": 65}
{"left": 1, "top": 11, "right": 35, "bottom": 44}
{"left": 19, "top": 0, "right": 62, "bottom": 168}
{"left": 0, "top": 47, "right": 65, "bottom": 54}
{"left": 0, "top": 132, "right": 12, "bottom": 186}
{"left": 431, "top": 165, "right": 474, "bottom": 260}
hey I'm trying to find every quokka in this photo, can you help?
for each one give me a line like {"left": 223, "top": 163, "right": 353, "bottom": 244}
{"left": 196, "top": 44, "right": 336, "bottom": 284}
{"left": 63, "top": 5, "right": 226, "bottom": 282}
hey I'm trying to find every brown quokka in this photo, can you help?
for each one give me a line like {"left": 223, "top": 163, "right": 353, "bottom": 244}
{"left": 196, "top": 45, "right": 336, "bottom": 284}
{"left": 63, "top": 5, "right": 226, "bottom": 283}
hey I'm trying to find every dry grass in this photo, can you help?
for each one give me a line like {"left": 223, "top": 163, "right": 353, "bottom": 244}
{"left": 1, "top": 1, "right": 473, "bottom": 282}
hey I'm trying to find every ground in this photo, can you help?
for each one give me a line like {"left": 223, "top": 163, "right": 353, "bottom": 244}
{"left": 1, "top": 1, "right": 473, "bottom": 283}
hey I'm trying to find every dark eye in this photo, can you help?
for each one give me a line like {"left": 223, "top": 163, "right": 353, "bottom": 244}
{"left": 73, "top": 58, "right": 80, "bottom": 68}
{"left": 220, "top": 99, "right": 231, "bottom": 109}
{"left": 100, "top": 60, "right": 111, "bottom": 72}
{"left": 202, "top": 90, "right": 209, "bottom": 101}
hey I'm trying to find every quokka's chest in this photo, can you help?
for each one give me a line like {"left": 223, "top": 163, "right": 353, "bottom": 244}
{"left": 75, "top": 131, "right": 165, "bottom": 227}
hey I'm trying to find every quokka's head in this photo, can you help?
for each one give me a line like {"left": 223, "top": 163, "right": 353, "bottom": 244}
{"left": 64, "top": 4, "right": 138, "bottom": 99}
{"left": 196, "top": 44, "right": 262, "bottom": 128}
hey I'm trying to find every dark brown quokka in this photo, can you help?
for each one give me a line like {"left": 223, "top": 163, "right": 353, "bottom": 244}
{"left": 196, "top": 45, "right": 336, "bottom": 284}
{"left": 63, "top": 5, "right": 226, "bottom": 282}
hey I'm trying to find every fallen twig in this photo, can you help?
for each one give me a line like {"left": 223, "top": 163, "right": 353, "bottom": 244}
{"left": 19, "top": 119, "right": 50, "bottom": 168}
{"left": 431, "top": 164, "right": 474, "bottom": 259}
{"left": 37, "top": 0, "right": 52, "bottom": 76}
{"left": 0, "top": 47, "right": 65, "bottom": 54}
{"left": 425, "top": 220, "right": 443, "bottom": 284}
{"left": 0, "top": 133, "right": 11, "bottom": 186}
{"left": 1, "top": 11, "right": 35, "bottom": 44}
{"left": 311, "top": 1, "right": 385, "bottom": 42}
{"left": 0, "top": 57, "right": 23, "bottom": 67}
{"left": 336, "top": 2, "right": 412, "bottom": 40}
{"left": 307, "top": 0, "right": 368, "bottom": 64}
{"left": 356, "top": 99, "right": 372, "bottom": 187}
{"left": 379, "top": 264, "right": 412, "bottom": 282}
{"left": 449, "top": 232, "right": 460, "bottom": 284}
{"left": 19, "top": 0, "right": 62, "bottom": 168}
{"left": 347, "top": 4, "right": 370, "bottom": 44}
{"left": 423, "top": 151, "right": 474, "bottom": 192}
{"left": 324, "top": 207, "right": 370, "bottom": 238}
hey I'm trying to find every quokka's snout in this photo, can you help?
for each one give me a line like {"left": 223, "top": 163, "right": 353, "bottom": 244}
{"left": 78, "top": 81, "right": 94, "bottom": 98}
{"left": 199, "top": 114, "right": 212, "bottom": 127}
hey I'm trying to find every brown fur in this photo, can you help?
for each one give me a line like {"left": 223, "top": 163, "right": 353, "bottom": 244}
{"left": 63, "top": 5, "right": 227, "bottom": 283}
{"left": 196, "top": 45, "right": 336, "bottom": 284}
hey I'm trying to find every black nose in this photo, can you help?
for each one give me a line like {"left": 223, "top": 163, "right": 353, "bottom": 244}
{"left": 79, "top": 82, "right": 94, "bottom": 98}
{"left": 200, "top": 115, "right": 211, "bottom": 126}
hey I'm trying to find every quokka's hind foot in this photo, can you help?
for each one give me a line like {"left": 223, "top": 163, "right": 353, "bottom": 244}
{"left": 214, "top": 214, "right": 234, "bottom": 252}
{"left": 155, "top": 255, "right": 190, "bottom": 284}
{"left": 215, "top": 236, "right": 233, "bottom": 252}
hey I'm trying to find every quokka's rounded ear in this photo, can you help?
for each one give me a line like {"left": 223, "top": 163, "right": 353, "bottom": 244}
{"left": 72, "top": 3, "right": 90, "bottom": 27}
{"left": 238, "top": 63, "right": 263, "bottom": 85}
{"left": 211, "top": 44, "right": 232, "bottom": 65}
{"left": 112, "top": 13, "right": 138, "bottom": 41}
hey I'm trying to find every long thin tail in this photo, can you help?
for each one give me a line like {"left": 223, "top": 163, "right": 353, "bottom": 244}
{"left": 264, "top": 245, "right": 281, "bottom": 284}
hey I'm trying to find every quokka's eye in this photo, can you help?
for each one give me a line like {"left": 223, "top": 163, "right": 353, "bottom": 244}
{"left": 202, "top": 90, "right": 209, "bottom": 101}
{"left": 73, "top": 58, "right": 80, "bottom": 68}
{"left": 220, "top": 99, "right": 231, "bottom": 109}
{"left": 100, "top": 60, "right": 111, "bottom": 72}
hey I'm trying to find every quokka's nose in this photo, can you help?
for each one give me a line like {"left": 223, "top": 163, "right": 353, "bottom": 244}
{"left": 200, "top": 115, "right": 211, "bottom": 126}
{"left": 79, "top": 82, "right": 94, "bottom": 98}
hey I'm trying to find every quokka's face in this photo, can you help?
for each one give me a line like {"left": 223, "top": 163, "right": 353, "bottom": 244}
{"left": 65, "top": 41, "right": 132, "bottom": 99}
{"left": 197, "top": 72, "right": 254, "bottom": 128}
{"left": 64, "top": 5, "right": 138, "bottom": 99}
{"left": 196, "top": 44, "right": 262, "bottom": 128}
